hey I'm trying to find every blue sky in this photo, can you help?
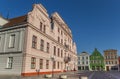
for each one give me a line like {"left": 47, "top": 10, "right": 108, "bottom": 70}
{"left": 0, "top": 0, "right": 120, "bottom": 55}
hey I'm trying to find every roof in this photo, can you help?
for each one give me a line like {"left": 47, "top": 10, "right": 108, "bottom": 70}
{"left": 79, "top": 51, "right": 89, "bottom": 56}
{"left": 3, "top": 15, "right": 27, "bottom": 28}
{"left": 91, "top": 48, "right": 103, "bottom": 57}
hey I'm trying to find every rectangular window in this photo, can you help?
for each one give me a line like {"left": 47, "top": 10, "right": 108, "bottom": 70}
{"left": 58, "top": 62, "right": 59, "bottom": 69}
{"left": 58, "top": 27, "right": 60, "bottom": 33}
{"left": 40, "top": 59, "right": 43, "bottom": 69}
{"left": 58, "top": 37, "right": 60, "bottom": 42}
{"left": 115, "top": 61, "right": 117, "bottom": 64}
{"left": 106, "top": 61, "right": 108, "bottom": 64}
{"left": 82, "top": 61, "right": 84, "bottom": 64}
{"left": 46, "top": 42, "right": 50, "bottom": 53}
{"left": 86, "top": 57, "right": 88, "bottom": 59}
{"left": 61, "top": 39, "right": 63, "bottom": 44}
{"left": 61, "top": 50, "right": 63, "bottom": 58}
{"left": 82, "top": 57, "right": 84, "bottom": 60}
{"left": 6, "top": 57, "right": 13, "bottom": 69}
{"left": 32, "top": 35, "right": 37, "bottom": 48}
{"left": 53, "top": 61, "right": 56, "bottom": 69}
{"left": 31, "top": 57, "right": 36, "bottom": 69}
{"left": 43, "top": 25, "right": 46, "bottom": 33}
{"left": 61, "top": 31, "right": 63, "bottom": 35}
{"left": 54, "top": 46, "right": 56, "bottom": 56}
{"left": 58, "top": 48, "right": 60, "bottom": 57}
{"left": 0, "top": 37, "right": 1, "bottom": 45}
{"left": 40, "top": 39, "right": 44, "bottom": 51}
{"left": 78, "top": 61, "right": 80, "bottom": 64}
{"left": 46, "top": 60, "right": 49, "bottom": 69}
{"left": 86, "top": 61, "right": 88, "bottom": 64}
{"left": 9, "top": 34, "right": 15, "bottom": 48}
{"left": 40, "top": 22, "right": 42, "bottom": 31}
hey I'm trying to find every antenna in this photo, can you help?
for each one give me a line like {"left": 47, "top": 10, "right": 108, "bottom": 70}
{"left": 0, "top": 12, "right": 3, "bottom": 17}
{"left": 6, "top": 10, "right": 9, "bottom": 19}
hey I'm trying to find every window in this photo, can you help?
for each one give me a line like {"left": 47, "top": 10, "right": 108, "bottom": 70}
{"left": 40, "top": 39, "right": 44, "bottom": 51}
{"left": 82, "top": 62, "right": 84, "bottom": 64}
{"left": 54, "top": 46, "right": 56, "bottom": 56}
{"left": 58, "top": 27, "right": 60, "bottom": 33}
{"left": 53, "top": 61, "right": 56, "bottom": 69}
{"left": 86, "top": 56, "right": 88, "bottom": 59}
{"left": 6, "top": 57, "right": 13, "bottom": 69}
{"left": 61, "top": 50, "right": 63, "bottom": 58}
{"left": 58, "top": 48, "right": 60, "bottom": 57}
{"left": 9, "top": 34, "right": 15, "bottom": 48}
{"left": 46, "top": 42, "right": 50, "bottom": 53}
{"left": 61, "top": 39, "right": 63, "bottom": 44}
{"left": 31, "top": 57, "right": 36, "bottom": 69}
{"left": 58, "top": 62, "right": 59, "bottom": 69}
{"left": 32, "top": 35, "right": 37, "bottom": 48}
{"left": 106, "top": 56, "right": 107, "bottom": 59}
{"left": 40, "top": 59, "right": 43, "bottom": 69}
{"left": 40, "top": 22, "right": 42, "bottom": 31}
{"left": 115, "top": 61, "right": 117, "bottom": 64}
{"left": 82, "top": 57, "right": 84, "bottom": 60}
{"left": 86, "top": 61, "right": 88, "bottom": 64}
{"left": 58, "top": 37, "right": 60, "bottom": 42}
{"left": 0, "top": 37, "right": 1, "bottom": 45}
{"left": 43, "top": 25, "right": 46, "bottom": 33}
{"left": 61, "top": 31, "right": 63, "bottom": 35}
{"left": 106, "top": 61, "right": 108, "bottom": 64}
{"left": 46, "top": 60, "right": 49, "bottom": 69}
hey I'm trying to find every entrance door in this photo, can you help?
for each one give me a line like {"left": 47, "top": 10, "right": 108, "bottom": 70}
{"left": 106, "top": 66, "right": 109, "bottom": 71}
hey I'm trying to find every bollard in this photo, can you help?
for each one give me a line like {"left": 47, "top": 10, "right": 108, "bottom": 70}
{"left": 45, "top": 74, "right": 52, "bottom": 78}
{"left": 81, "top": 76, "right": 88, "bottom": 79}
{"left": 59, "top": 75, "right": 67, "bottom": 79}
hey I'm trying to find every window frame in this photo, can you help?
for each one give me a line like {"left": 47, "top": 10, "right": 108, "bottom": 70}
{"left": 6, "top": 57, "right": 13, "bottom": 69}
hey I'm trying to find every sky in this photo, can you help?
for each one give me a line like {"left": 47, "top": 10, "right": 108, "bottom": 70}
{"left": 0, "top": 0, "right": 120, "bottom": 55}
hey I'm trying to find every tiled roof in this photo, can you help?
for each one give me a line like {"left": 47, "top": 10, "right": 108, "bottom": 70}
{"left": 3, "top": 15, "right": 27, "bottom": 28}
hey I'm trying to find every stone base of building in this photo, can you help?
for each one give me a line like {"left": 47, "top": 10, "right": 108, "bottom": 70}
{"left": 21, "top": 71, "right": 62, "bottom": 76}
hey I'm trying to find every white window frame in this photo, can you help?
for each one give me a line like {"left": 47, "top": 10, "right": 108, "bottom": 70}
{"left": 9, "top": 34, "right": 15, "bottom": 48}
{"left": 6, "top": 57, "right": 13, "bottom": 69}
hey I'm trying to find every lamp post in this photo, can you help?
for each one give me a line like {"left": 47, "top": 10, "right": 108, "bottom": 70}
{"left": 51, "top": 56, "right": 55, "bottom": 78}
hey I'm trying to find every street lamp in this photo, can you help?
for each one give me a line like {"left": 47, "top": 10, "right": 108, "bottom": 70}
{"left": 51, "top": 56, "right": 55, "bottom": 77}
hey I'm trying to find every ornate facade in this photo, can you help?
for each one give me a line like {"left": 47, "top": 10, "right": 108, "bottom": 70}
{"left": 0, "top": 4, "right": 77, "bottom": 76}
{"left": 90, "top": 48, "right": 105, "bottom": 71}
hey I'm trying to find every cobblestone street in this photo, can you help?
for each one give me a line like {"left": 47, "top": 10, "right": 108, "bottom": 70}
{"left": 1, "top": 71, "right": 120, "bottom": 79}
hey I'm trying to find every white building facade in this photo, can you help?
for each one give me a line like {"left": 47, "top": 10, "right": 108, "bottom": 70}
{"left": 0, "top": 4, "right": 77, "bottom": 76}
{"left": 78, "top": 52, "right": 90, "bottom": 71}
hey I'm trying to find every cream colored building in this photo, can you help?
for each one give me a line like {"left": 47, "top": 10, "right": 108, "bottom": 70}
{"left": 0, "top": 4, "right": 77, "bottom": 76}
{"left": 104, "top": 49, "right": 119, "bottom": 71}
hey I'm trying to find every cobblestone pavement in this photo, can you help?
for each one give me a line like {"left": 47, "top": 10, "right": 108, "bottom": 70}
{"left": 1, "top": 71, "right": 120, "bottom": 79}
{"left": 0, "top": 71, "right": 91, "bottom": 79}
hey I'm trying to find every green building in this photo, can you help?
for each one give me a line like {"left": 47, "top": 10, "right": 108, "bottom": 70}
{"left": 90, "top": 48, "right": 105, "bottom": 71}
